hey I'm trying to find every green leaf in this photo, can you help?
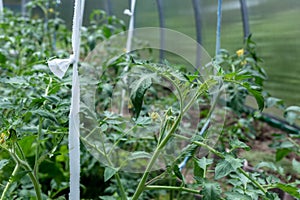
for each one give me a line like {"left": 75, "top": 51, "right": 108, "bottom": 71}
{"left": 215, "top": 155, "right": 242, "bottom": 180}
{"left": 100, "top": 196, "right": 116, "bottom": 200}
{"left": 0, "top": 159, "right": 9, "bottom": 170}
{"left": 241, "top": 82, "right": 264, "bottom": 111}
{"left": 275, "top": 148, "right": 291, "bottom": 162}
{"left": 264, "top": 192, "right": 280, "bottom": 200}
{"left": 104, "top": 167, "right": 117, "bottom": 182}
{"left": 31, "top": 109, "right": 58, "bottom": 123}
{"left": 255, "top": 161, "right": 278, "bottom": 171}
{"left": 265, "top": 97, "right": 284, "bottom": 108}
{"left": 0, "top": 51, "right": 7, "bottom": 63}
{"left": 194, "top": 157, "right": 213, "bottom": 179}
{"left": 284, "top": 106, "right": 300, "bottom": 124}
{"left": 173, "top": 165, "right": 185, "bottom": 183}
{"left": 292, "top": 159, "right": 300, "bottom": 174}
{"left": 11, "top": 170, "right": 31, "bottom": 182}
{"left": 225, "top": 192, "right": 252, "bottom": 200}
{"left": 130, "top": 74, "right": 153, "bottom": 118}
{"left": 18, "top": 135, "right": 37, "bottom": 157}
{"left": 200, "top": 182, "right": 221, "bottom": 200}
{"left": 230, "top": 139, "right": 250, "bottom": 151}
{"left": 273, "top": 183, "right": 300, "bottom": 198}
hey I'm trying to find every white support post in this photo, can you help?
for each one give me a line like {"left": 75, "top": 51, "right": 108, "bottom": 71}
{"left": 48, "top": 0, "right": 85, "bottom": 199}
{"left": 0, "top": 0, "right": 3, "bottom": 20}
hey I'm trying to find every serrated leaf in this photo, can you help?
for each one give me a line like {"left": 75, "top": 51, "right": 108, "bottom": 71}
{"left": 265, "top": 192, "right": 281, "bottom": 200}
{"left": 194, "top": 157, "right": 213, "bottom": 179}
{"left": 225, "top": 192, "right": 252, "bottom": 200}
{"left": 0, "top": 159, "right": 9, "bottom": 170}
{"left": 215, "top": 155, "right": 242, "bottom": 180}
{"left": 200, "top": 182, "right": 221, "bottom": 200}
{"left": 130, "top": 74, "right": 154, "bottom": 118}
{"left": 104, "top": 167, "right": 117, "bottom": 182}
{"left": 273, "top": 183, "right": 300, "bottom": 198}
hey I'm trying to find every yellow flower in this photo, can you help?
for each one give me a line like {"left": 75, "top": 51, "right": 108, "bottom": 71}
{"left": 241, "top": 60, "right": 247, "bottom": 65}
{"left": 128, "top": 101, "right": 133, "bottom": 109}
{"left": 150, "top": 112, "right": 160, "bottom": 121}
{"left": 236, "top": 48, "right": 244, "bottom": 57}
{"left": 48, "top": 8, "right": 54, "bottom": 13}
{"left": 0, "top": 132, "right": 6, "bottom": 144}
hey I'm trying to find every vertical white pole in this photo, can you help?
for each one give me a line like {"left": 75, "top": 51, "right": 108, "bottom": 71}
{"left": 0, "top": 0, "right": 3, "bottom": 20}
{"left": 69, "top": 0, "right": 84, "bottom": 199}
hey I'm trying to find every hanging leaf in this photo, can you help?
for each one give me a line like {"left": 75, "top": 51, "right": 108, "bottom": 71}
{"left": 215, "top": 155, "right": 242, "bottom": 180}
{"left": 130, "top": 73, "right": 154, "bottom": 118}
{"left": 173, "top": 165, "right": 185, "bottom": 183}
{"left": 241, "top": 82, "right": 264, "bottom": 111}
{"left": 104, "top": 167, "right": 118, "bottom": 182}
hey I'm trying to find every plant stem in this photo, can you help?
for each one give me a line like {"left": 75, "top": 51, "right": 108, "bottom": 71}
{"left": 192, "top": 141, "right": 223, "bottom": 158}
{"left": 237, "top": 168, "right": 267, "bottom": 194}
{"left": 131, "top": 147, "right": 162, "bottom": 200}
{"left": 192, "top": 141, "right": 267, "bottom": 194}
{"left": 145, "top": 185, "right": 200, "bottom": 194}
{"left": 132, "top": 78, "right": 216, "bottom": 199}
{"left": 34, "top": 117, "right": 43, "bottom": 179}
{"left": 10, "top": 151, "right": 43, "bottom": 200}
{"left": 0, "top": 163, "right": 19, "bottom": 200}
{"left": 115, "top": 172, "right": 127, "bottom": 200}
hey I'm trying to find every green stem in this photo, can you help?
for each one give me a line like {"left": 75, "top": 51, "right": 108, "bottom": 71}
{"left": 131, "top": 148, "right": 162, "bottom": 200}
{"left": 183, "top": 79, "right": 217, "bottom": 114}
{"left": 145, "top": 185, "right": 199, "bottom": 194}
{"left": 11, "top": 146, "right": 43, "bottom": 200}
{"left": 132, "top": 77, "right": 215, "bottom": 199}
{"left": 34, "top": 117, "right": 43, "bottom": 179}
{"left": 115, "top": 172, "right": 127, "bottom": 200}
{"left": 0, "top": 163, "right": 19, "bottom": 200}
{"left": 237, "top": 168, "right": 267, "bottom": 194}
{"left": 192, "top": 141, "right": 223, "bottom": 158}
{"left": 192, "top": 141, "right": 267, "bottom": 194}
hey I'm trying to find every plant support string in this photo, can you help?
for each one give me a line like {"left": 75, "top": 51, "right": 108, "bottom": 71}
{"left": 47, "top": 0, "right": 85, "bottom": 199}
